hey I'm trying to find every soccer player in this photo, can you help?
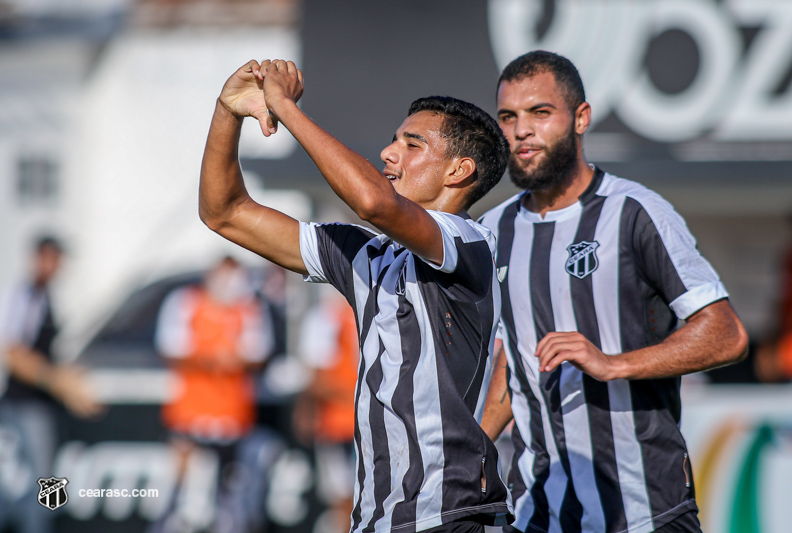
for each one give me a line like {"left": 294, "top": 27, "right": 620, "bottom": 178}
{"left": 478, "top": 51, "right": 748, "bottom": 533}
{"left": 199, "top": 59, "right": 513, "bottom": 533}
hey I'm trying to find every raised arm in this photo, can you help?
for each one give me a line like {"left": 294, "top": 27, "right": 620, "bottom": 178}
{"left": 260, "top": 60, "right": 446, "bottom": 265}
{"left": 536, "top": 299, "right": 748, "bottom": 380}
{"left": 199, "top": 60, "right": 307, "bottom": 274}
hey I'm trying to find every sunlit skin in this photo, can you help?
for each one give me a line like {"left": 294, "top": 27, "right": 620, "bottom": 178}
{"left": 496, "top": 71, "right": 594, "bottom": 216}
{"left": 380, "top": 111, "right": 462, "bottom": 212}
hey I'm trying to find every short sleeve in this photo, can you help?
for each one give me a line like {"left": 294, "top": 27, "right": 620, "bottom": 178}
{"left": 424, "top": 211, "right": 496, "bottom": 274}
{"left": 299, "top": 221, "right": 328, "bottom": 283}
{"left": 299, "top": 221, "right": 378, "bottom": 296}
{"left": 627, "top": 196, "right": 727, "bottom": 320}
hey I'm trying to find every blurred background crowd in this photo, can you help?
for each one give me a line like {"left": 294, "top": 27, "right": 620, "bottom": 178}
{"left": 1, "top": 0, "right": 791, "bottom": 532}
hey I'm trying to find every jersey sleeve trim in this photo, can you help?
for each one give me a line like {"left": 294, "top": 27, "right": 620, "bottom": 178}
{"left": 424, "top": 210, "right": 493, "bottom": 274}
{"left": 299, "top": 221, "right": 328, "bottom": 283}
{"left": 669, "top": 281, "right": 728, "bottom": 319}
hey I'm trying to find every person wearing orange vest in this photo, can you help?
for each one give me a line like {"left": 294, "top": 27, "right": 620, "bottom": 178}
{"left": 155, "top": 256, "right": 273, "bottom": 528}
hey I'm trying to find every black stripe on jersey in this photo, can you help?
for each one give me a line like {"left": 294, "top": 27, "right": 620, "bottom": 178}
{"left": 571, "top": 195, "right": 627, "bottom": 532}
{"left": 619, "top": 199, "right": 696, "bottom": 525}
{"left": 629, "top": 200, "right": 686, "bottom": 348}
{"left": 390, "top": 303, "right": 424, "bottom": 532}
{"left": 530, "top": 223, "right": 556, "bottom": 340}
{"left": 496, "top": 200, "right": 551, "bottom": 531}
{"left": 628, "top": 199, "right": 687, "bottom": 310}
{"left": 351, "top": 244, "right": 393, "bottom": 533}
{"left": 363, "top": 343, "right": 390, "bottom": 533}
{"left": 315, "top": 224, "right": 378, "bottom": 299}
{"left": 508, "top": 421, "right": 529, "bottom": 502}
{"left": 529, "top": 221, "right": 558, "bottom": 533}
{"left": 578, "top": 167, "right": 605, "bottom": 205}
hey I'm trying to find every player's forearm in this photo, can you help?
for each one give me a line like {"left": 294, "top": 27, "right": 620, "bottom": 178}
{"left": 480, "top": 347, "right": 513, "bottom": 440}
{"left": 610, "top": 299, "right": 748, "bottom": 380}
{"left": 199, "top": 101, "right": 251, "bottom": 230}
{"left": 269, "top": 97, "right": 396, "bottom": 221}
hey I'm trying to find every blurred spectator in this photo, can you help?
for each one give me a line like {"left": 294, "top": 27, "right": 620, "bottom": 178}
{"left": 293, "top": 286, "right": 358, "bottom": 533}
{"left": 0, "top": 235, "right": 102, "bottom": 533}
{"left": 153, "top": 256, "right": 274, "bottom": 532}
{"left": 756, "top": 236, "right": 792, "bottom": 382}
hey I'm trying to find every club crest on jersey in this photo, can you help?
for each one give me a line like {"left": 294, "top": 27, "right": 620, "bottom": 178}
{"left": 565, "top": 241, "right": 600, "bottom": 279}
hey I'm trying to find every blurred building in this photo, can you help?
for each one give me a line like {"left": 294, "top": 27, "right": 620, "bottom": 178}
{"left": 0, "top": 0, "right": 308, "bottom": 358}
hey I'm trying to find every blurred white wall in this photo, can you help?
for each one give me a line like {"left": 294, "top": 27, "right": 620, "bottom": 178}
{"left": 53, "top": 26, "right": 307, "bottom": 357}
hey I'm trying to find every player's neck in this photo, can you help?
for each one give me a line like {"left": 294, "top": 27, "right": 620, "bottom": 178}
{"left": 524, "top": 160, "right": 595, "bottom": 219}
{"left": 419, "top": 189, "right": 468, "bottom": 214}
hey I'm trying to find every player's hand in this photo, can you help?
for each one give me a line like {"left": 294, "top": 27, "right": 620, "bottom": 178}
{"left": 535, "top": 332, "right": 618, "bottom": 381}
{"left": 218, "top": 60, "right": 275, "bottom": 136}
{"left": 261, "top": 59, "right": 304, "bottom": 132}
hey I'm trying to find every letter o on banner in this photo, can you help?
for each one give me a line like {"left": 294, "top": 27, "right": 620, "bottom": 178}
{"left": 617, "top": 0, "right": 740, "bottom": 142}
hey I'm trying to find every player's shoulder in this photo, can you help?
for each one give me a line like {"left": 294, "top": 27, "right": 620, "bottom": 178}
{"left": 597, "top": 171, "right": 678, "bottom": 217}
{"left": 308, "top": 221, "right": 383, "bottom": 247}
{"left": 428, "top": 210, "right": 492, "bottom": 243}
{"left": 477, "top": 193, "right": 523, "bottom": 230}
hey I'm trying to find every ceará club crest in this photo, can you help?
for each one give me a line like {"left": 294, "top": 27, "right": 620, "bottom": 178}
{"left": 565, "top": 241, "right": 600, "bottom": 280}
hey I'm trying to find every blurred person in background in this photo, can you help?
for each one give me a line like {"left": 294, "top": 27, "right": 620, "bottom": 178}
{"left": 0, "top": 235, "right": 102, "bottom": 533}
{"left": 154, "top": 256, "right": 274, "bottom": 532}
{"left": 756, "top": 224, "right": 792, "bottom": 382}
{"left": 293, "top": 285, "right": 358, "bottom": 533}
{"left": 479, "top": 51, "right": 748, "bottom": 533}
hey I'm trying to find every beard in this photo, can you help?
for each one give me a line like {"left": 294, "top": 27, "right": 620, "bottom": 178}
{"left": 508, "top": 126, "right": 579, "bottom": 192}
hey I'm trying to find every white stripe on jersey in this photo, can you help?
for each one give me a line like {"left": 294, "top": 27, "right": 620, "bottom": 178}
{"left": 548, "top": 205, "right": 607, "bottom": 533}
{"left": 351, "top": 239, "right": 379, "bottom": 531}
{"left": 408, "top": 269, "right": 445, "bottom": 531}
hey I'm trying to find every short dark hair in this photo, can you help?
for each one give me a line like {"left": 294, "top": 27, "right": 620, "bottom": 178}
{"left": 34, "top": 235, "right": 63, "bottom": 254}
{"left": 498, "top": 50, "right": 586, "bottom": 113}
{"left": 408, "top": 96, "right": 509, "bottom": 209}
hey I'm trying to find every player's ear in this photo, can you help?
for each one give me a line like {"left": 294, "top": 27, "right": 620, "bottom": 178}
{"left": 447, "top": 157, "right": 476, "bottom": 186}
{"left": 574, "top": 102, "right": 591, "bottom": 135}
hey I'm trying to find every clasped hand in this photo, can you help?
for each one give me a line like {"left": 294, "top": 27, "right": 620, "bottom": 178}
{"left": 218, "top": 59, "right": 304, "bottom": 137}
{"left": 536, "top": 331, "right": 620, "bottom": 381}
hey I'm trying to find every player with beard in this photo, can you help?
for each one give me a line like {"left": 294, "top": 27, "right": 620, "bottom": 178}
{"left": 477, "top": 51, "right": 747, "bottom": 533}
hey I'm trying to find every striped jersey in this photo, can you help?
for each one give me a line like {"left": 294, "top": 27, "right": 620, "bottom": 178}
{"left": 478, "top": 168, "right": 727, "bottom": 533}
{"left": 299, "top": 210, "right": 513, "bottom": 533}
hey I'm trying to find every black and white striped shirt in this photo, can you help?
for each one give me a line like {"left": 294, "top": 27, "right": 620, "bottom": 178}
{"left": 299, "top": 210, "right": 513, "bottom": 533}
{"left": 479, "top": 168, "right": 726, "bottom": 533}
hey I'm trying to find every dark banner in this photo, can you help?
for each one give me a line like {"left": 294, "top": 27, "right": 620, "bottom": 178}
{"left": 243, "top": 0, "right": 792, "bottom": 190}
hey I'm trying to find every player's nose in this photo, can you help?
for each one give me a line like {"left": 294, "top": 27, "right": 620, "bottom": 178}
{"left": 380, "top": 142, "right": 399, "bottom": 165}
{"left": 514, "top": 116, "right": 534, "bottom": 140}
